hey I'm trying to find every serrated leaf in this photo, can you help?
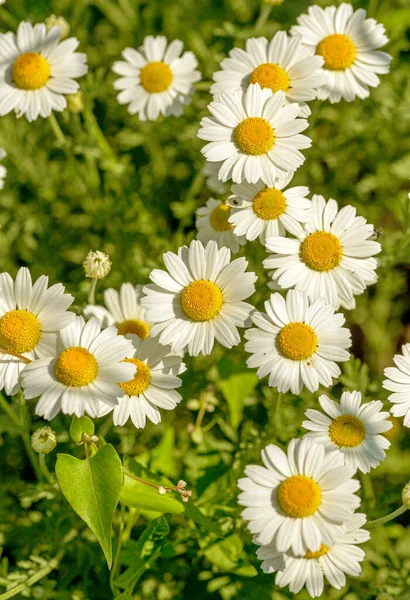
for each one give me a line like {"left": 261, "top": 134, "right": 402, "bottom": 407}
{"left": 55, "top": 444, "right": 122, "bottom": 568}
{"left": 69, "top": 415, "right": 95, "bottom": 443}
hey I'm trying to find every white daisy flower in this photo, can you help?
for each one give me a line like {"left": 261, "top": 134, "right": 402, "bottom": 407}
{"left": 256, "top": 513, "right": 369, "bottom": 598}
{"left": 198, "top": 83, "right": 311, "bottom": 184}
{"left": 96, "top": 334, "right": 185, "bottom": 429}
{"left": 238, "top": 437, "right": 361, "bottom": 555}
{"left": 140, "top": 239, "right": 257, "bottom": 357}
{"left": 112, "top": 35, "right": 201, "bottom": 121}
{"left": 245, "top": 290, "right": 351, "bottom": 394}
{"left": 0, "top": 22, "right": 88, "bottom": 122}
{"left": 0, "top": 267, "right": 75, "bottom": 396}
{"left": 0, "top": 148, "right": 6, "bottom": 189}
{"left": 84, "top": 283, "right": 151, "bottom": 340}
{"left": 228, "top": 177, "right": 311, "bottom": 245}
{"left": 195, "top": 198, "right": 245, "bottom": 254}
{"left": 202, "top": 161, "right": 228, "bottom": 195}
{"left": 211, "top": 32, "right": 325, "bottom": 117}
{"left": 383, "top": 344, "right": 410, "bottom": 427}
{"left": 302, "top": 391, "right": 392, "bottom": 474}
{"left": 290, "top": 3, "right": 392, "bottom": 103}
{"left": 21, "top": 316, "right": 136, "bottom": 420}
{"left": 264, "top": 194, "right": 381, "bottom": 310}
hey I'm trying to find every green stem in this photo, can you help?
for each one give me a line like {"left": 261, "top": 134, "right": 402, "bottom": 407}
{"left": 366, "top": 505, "right": 408, "bottom": 529}
{"left": 110, "top": 504, "right": 125, "bottom": 590}
{"left": 360, "top": 472, "right": 376, "bottom": 510}
{"left": 91, "top": 0, "right": 133, "bottom": 31}
{"left": 87, "top": 278, "right": 98, "bottom": 305}
{"left": 39, "top": 454, "right": 54, "bottom": 484}
{"left": 0, "top": 530, "right": 77, "bottom": 600}
{"left": 254, "top": 4, "right": 273, "bottom": 35}
{"left": 0, "top": 394, "right": 20, "bottom": 427}
{"left": 83, "top": 104, "right": 117, "bottom": 163}
{"left": 18, "top": 392, "right": 44, "bottom": 482}
{"left": 49, "top": 113, "right": 67, "bottom": 145}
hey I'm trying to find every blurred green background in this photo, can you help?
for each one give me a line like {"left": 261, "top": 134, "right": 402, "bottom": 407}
{"left": 0, "top": 0, "right": 410, "bottom": 598}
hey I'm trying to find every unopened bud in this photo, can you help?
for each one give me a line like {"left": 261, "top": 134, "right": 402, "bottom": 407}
{"left": 402, "top": 482, "right": 410, "bottom": 508}
{"left": 45, "top": 15, "right": 70, "bottom": 39}
{"left": 67, "top": 91, "right": 84, "bottom": 114}
{"left": 158, "top": 486, "right": 167, "bottom": 495}
{"left": 83, "top": 250, "right": 111, "bottom": 279}
{"left": 177, "top": 480, "right": 187, "bottom": 489}
{"left": 31, "top": 427, "right": 57, "bottom": 455}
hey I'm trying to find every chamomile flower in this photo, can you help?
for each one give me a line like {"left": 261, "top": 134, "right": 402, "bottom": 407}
{"left": 211, "top": 32, "right": 325, "bottom": 117}
{"left": 195, "top": 198, "right": 245, "bottom": 253}
{"left": 302, "top": 391, "right": 392, "bottom": 474}
{"left": 0, "top": 267, "right": 75, "bottom": 396}
{"left": 290, "top": 3, "right": 392, "bottom": 103}
{"left": 238, "top": 437, "right": 361, "bottom": 555}
{"left": 198, "top": 83, "right": 311, "bottom": 184}
{"left": 228, "top": 177, "right": 311, "bottom": 245}
{"left": 96, "top": 334, "right": 186, "bottom": 429}
{"left": 0, "top": 148, "right": 6, "bottom": 189}
{"left": 112, "top": 35, "right": 201, "bottom": 121}
{"left": 84, "top": 283, "right": 151, "bottom": 340}
{"left": 245, "top": 290, "right": 351, "bottom": 394}
{"left": 256, "top": 513, "right": 369, "bottom": 598}
{"left": 21, "top": 316, "right": 136, "bottom": 420}
{"left": 264, "top": 195, "right": 381, "bottom": 310}
{"left": 383, "top": 344, "right": 410, "bottom": 427}
{"left": 0, "top": 22, "right": 88, "bottom": 122}
{"left": 141, "top": 239, "right": 257, "bottom": 356}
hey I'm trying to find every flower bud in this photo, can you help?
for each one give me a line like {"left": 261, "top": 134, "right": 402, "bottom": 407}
{"left": 158, "top": 486, "right": 167, "bottom": 495}
{"left": 402, "top": 482, "right": 410, "bottom": 508}
{"left": 45, "top": 15, "right": 70, "bottom": 39}
{"left": 31, "top": 427, "right": 57, "bottom": 454}
{"left": 67, "top": 91, "right": 84, "bottom": 114}
{"left": 83, "top": 250, "right": 111, "bottom": 279}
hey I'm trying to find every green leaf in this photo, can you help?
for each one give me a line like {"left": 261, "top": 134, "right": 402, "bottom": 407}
{"left": 183, "top": 501, "right": 224, "bottom": 537}
{"left": 218, "top": 369, "right": 258, "bottom": 429}
{"left": 69, "top": 415, "right": 95, "bottom": 443}
{"left": 55, "top": 444, "right": 122, "bottom": 568}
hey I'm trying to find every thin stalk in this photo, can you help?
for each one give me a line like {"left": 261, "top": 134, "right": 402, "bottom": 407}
{"left": 366, "top": 505, "right": 408, "bottom": 529}
{"left": 360, "top": 472, "right": 376, "bottom": 510}
{"left": 39, "top": 454, "right": 54, "bottom": 484}
{"left": 91, "top": 0, "right": 133, "bottom": 31}
{"left": 110, "top": 504, "right": 125, "bottom": 590}
{"left": 87, "top": 278, "right": 98, "bottom": 305}
{"left": 0, "top": 394, "right": 21, "bottom": 427}
{"left": 254, "top": 4, "right": 273, "bottom": 35}
{"left": 123, "top": 470, "right": 191, "bottom": 501}
{"left": 18, "top": 392, "right": 44, "bottom": 482}
{"left": 0, "top": 529, "right": 77, "bottom": 600}
{"left": 83, "top": 104, "right": 117, "bottom": 163}
{"left": 0, "top": 349, "right": 31, "bottom": 363}
{"left": 49, "top": 113, "right": 67, "bottom": 145}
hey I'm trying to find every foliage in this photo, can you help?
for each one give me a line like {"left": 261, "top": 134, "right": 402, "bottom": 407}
{"left": 0, "top": 0, "right": 410, "bottom": 599}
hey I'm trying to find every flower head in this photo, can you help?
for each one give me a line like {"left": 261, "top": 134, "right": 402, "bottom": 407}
{"left": 45, "top": 15, "right": 70, "bottom": 39}
{"left": 31, "top": 426, "right": 57, "bottom": 454}
{"left": 196, "top": 198, "right": 246, "bottom": 253}
{"left": 383, "top": 344, "right": 410, "bottom": 427}
{"left": 83, "top": 250, "right": 112, "bottom": 279}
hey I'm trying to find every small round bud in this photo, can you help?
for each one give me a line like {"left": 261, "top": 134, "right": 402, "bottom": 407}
{"left": 83, "top": 250, "right": 111, "bottom": 279}
{"left": 158, "top": 486, "right": 167, "bottom": 495}
{"left": 31, "top": 427, "right": 57, "bottom": 455}
{"left": 177, "top": 480, "right": 187, "bottom": 489}
{"left": 67, "top": 91, "right": 84, "bottom": 114}
{"left": 402, "top": 482, "right": 410, "bottom": 508}
{"left": 45, "top": 15, "right": 70, "bottom": 39}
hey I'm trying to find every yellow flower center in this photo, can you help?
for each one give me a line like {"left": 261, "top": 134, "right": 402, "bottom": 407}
{"left": 249, "top": 62, "right": 290, "bottom": 93}
{"left": 12, "top": 52, "right": 50, "bottom": 90}
{"left": 329, "top": 415, "right": 366, "bottom": 448}
{"left": 277, "top": 322, "right": 317, "bottom": 361}
{"left": 278, "top": 475, "right": 322, "bottom": 518}
{"left": 253, "top": 188, "right": 287, "bottom": 220}
{"left": 304, "top": 544, "right": 330, "bottom": 559}
{"left": 0, "top": 310, "right": 41, "bottom": 354}
{"left": 210, "top": 204, "right": 233, "bottom": 231}
{"left": 55, "top": 347, "right": 98, "bottom": 387}
{"left": 181, "top": 280, "right": 223, "bottom": 322}
{"left": 317, "top": 34, "right": 357, "bottom": 71}
{"left": 300, "top": 231, "right": 342, "bottom": 272}
{"left": 116, "top": 319, "right": 150, "bottom": 340}
{"left": 140, "top": 61, "right": 173, "bottom": 93}
{"left": 234, "top": 117, "right": 275, "bottom": 155}
{"left": 118, "top": 358, "right": 151, "bottom": 396}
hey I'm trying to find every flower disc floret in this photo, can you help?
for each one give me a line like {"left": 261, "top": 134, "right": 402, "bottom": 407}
{"left": 12, "top": 52, "right": 50, "bottom": 90}
{"left": 140, "top": 61, "right": 173, "bottom": 93}
{"left": 117, "top": 319, "right": 150, "bottom": 340}
{"left": 0, "top": 309, "right": 41, "bottom": 354}
{"left": 210, "top": 204, "right": 233, "bottom": 231}
{"left": 119, "top": 358, "right": 151, "bottom": 396}
{"left": 278, "top": 322, "right": 317, "bottom": 361}
{"left": 300, "top": 231, "right": 342, "bottom": 272}
{"left": 181, "top": 280, "right": 224, "bottom": 322}
{"left": 278, "top": 475, "right": 321, "bottom": 518}
{"left": 253, "top": 188, "right": 287, "bottom": 220}
{"left": 304, "top": 544, "right": 329, "bottom": 559}
{"left": 234, "top": 117, "right": 275, "bottom": 156}
{"left": 329, "top": 415, "right": 365, "bottom": 448}
{"left": 55, "top": 347, "right": 98, "bottom": 387}
{"left": 317, "top": 34, "right": 357, "bottom": 71}
{"left": 249, "top": 62, "right": 290, "bottom": 93}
